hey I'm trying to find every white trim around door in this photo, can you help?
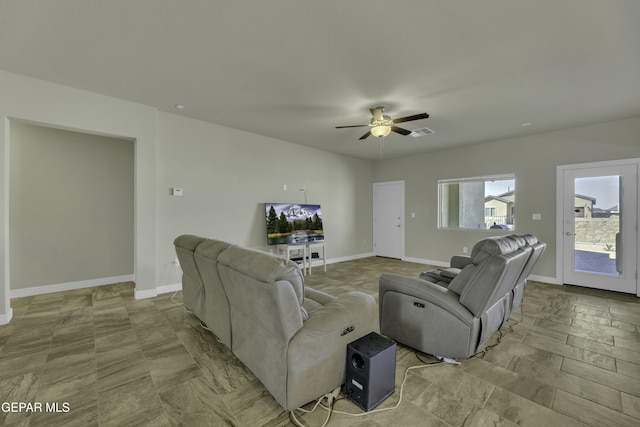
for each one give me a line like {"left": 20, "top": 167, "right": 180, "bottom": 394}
{"left": 557, "top": 158, "right": 639, "bottom": 296}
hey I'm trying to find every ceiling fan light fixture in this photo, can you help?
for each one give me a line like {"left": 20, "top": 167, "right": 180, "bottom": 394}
{"left": 371, "top": 125, "right": 391, "bottom": 138}
{"left": 336, "top": 107, "right": 429, "bottom": 140}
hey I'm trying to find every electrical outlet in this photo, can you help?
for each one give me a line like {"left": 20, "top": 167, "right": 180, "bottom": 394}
{"left": 463, "top": 247, "right": 468, "bottom": 254}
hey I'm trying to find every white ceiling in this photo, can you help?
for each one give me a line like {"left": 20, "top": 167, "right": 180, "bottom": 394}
{"left": 1, "top": 1, "right": 639, "bottom": 161}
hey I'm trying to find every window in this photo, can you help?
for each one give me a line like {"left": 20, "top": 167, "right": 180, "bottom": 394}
{"left": 438, "top": 174, "right": 515, "bottom": 230}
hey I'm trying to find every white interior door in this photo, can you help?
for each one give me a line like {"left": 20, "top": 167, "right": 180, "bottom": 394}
{"left": 373, "top": 181, "right": 404, "bottom": 259}
{"left": 560, "top": 162, "right": 637, "bottom": 294}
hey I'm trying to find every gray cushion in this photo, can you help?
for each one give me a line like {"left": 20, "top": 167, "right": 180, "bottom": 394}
{"left": 194, "top": 239, "right": 235, "bottom": 347}
{"left": 173, "top": 235, "right": 208, "bottom": 320}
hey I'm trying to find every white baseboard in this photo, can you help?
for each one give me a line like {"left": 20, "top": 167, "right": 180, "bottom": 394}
{"left": 134, "top": 288, "right": 158, "bottom": 300}
{"left": 157, "top": 283, "right": 182, "bottom": 295}
{"left": 10, "top": 274, "right": 135, "bottom": 299}
{"left": 326, "top": 252, "right": 375, "bottom": 264}
{"left": 529, "top": 274, "right": 562, "bottom": 285}
{"left": 0, "top": 308, "right": 13, "bottom": 325}
{"left": 401, "top": 257, "right": 449, "bottom": 268}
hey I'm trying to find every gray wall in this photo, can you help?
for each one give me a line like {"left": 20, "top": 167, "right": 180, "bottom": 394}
{"left": 155, "top": 112, "right": 374, "bottom": 287}
{"left": 373, "top": 116, "right": 640, "bottom": 279}
{"left": 9, "top": 121, "right": 134, "bottom": 289}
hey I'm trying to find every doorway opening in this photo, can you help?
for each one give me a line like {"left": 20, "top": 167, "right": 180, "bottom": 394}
{"left": 9, "top": 120, "right": 135, "bottom": 297}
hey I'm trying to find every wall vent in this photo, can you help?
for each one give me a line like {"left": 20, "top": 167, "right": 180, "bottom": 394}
{"left": 409, "top": 127, "right": 435, "bottom": 137}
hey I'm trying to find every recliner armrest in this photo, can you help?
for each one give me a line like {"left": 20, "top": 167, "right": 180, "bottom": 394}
{"left": 450, "top": 255, "right": 473, "bottom": 269}
{"left": 304, "top": 286, "right": 336, "bottom": 306}
{"left": 379, "top": 273, "right": 473, "bottom": 325}
{"left": 286, "top": 292, "right": 377, "bottom": 410}
{"left": 440, "top": 268, "right": 461, "bottom": 279}
{"left": 292, "top": 292, "right": 376, "bottom": 340}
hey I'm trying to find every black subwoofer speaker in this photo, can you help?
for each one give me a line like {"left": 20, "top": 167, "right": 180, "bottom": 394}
{"left": 345, "top": 332, "right": 396, "bottom": 411}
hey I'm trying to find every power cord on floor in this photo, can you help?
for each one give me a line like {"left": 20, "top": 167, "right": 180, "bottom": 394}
{"left": 289, "top": 357, "right": 445, "bottom": 426}
{"left": 472, "top": 304, "right": 525, "bottom": 359}
{"left": 472, "top": 329, "right": 505, "bottom": 359}
{"left": 290, "top": 386, "right": 340, "bottom": 427}
{"left": 415, "top": 351, "right": 449, "bottom": 365}
{"left": 170, "top": 290, "right": 193, "bottom": 314}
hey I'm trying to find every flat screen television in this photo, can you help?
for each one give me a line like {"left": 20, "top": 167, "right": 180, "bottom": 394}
{"left": 265, "top": 203, "right": 324, "bottom": 245}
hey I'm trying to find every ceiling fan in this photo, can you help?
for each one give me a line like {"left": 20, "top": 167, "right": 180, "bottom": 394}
{"left": 336, "top": 106, "right": 429, "bottom": 140}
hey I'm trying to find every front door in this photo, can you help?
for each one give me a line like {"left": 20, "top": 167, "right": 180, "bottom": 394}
{"left": 373, "top": 181, "right": 404, "bottom": 259}
{"left": 560, "top": 162, "right": 637, "bottom": 294}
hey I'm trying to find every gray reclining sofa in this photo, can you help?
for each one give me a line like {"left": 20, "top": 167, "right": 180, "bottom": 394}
{"left": 174, "top": 235, "right": 377, "bottom": 411}
{"left": 421, "top": 234, "right": 546, "bottom": 316}
{"left": 379, "top": 235, "right": 544, "bottom": 359}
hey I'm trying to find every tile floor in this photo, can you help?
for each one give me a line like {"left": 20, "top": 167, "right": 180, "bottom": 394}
{"left": 0, "top": 256, "right": 639, "bottom": 426}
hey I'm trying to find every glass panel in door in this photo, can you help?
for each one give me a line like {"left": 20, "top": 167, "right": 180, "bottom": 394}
{"left": 573, "top": 175, "right": 622, "bottom": 276}
{"left": 562, "top": 164, "right": 637, "bottom": 294}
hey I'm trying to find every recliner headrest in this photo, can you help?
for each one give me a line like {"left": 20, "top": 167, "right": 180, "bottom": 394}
{"left": 471, "top": 237, "right": 520, "bottom": 265}
{"left": 505, "top": 234, "right": 527, "bottom": 248}
{"left": 519, "top": 234, "right": 538, "bottom": 245}
{"left": 174, "top": 234, "right": 208, "bottom": 251}
{"left": 217, "top": 246, "right": 305, "bottom": 305}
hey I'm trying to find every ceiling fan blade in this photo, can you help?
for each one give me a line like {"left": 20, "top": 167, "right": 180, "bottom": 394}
{"left": 359, "top": 130, "right": 372, "bottom": 140}
{"left": 336, "top": 124, "right": 369, "bottom": 128}
{"left": 392, "top": 112, "right": 429, "bottom": 124}
{"left": 391, "top": 126, "right": 412, "bottom": 136}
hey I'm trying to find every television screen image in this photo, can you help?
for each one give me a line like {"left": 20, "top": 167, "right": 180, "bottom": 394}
{"left": 265, "top": 203, "right": 324, "bottom": 245}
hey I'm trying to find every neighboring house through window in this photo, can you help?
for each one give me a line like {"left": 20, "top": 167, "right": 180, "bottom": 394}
{"left": 439, "top": 174, "right": 516, "bottom": 230}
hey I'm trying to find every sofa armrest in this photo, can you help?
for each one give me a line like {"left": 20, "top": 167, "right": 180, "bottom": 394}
{"left": 285, "top": 292, "right": 377, "bottom": 410}
{"left": 292, "top": 292, "right": 376, "bottom": 344}
{"left": 450, "top": 255, "right": 473, "bottom": 269}
{"left": 304, "top": 286, "right": 336, "bottom": 306}
{"left": 379, "top": 273, "right": 472, "bottom": 325}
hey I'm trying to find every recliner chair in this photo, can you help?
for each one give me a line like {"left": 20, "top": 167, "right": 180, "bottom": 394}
{"left": 379, "top": 236, "right": 531, "bottom": 359}
{"left": 508, "top": 235, "right": 546, "bottom": 313}
{"left": 420, "top": 234, "right": 545, "bottom": 317}
{"left": 174, "top": 236, "right": 237, "bottom": 347}
{"left": 174, "top": 235, "right": 209, "bottom": 321}
{"left": 193, "top": 239, "right": 235, "bottom": 347}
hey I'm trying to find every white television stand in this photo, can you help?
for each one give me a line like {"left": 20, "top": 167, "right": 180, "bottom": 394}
{"left": 277, "top": 241, "right": 326, "bottom": 275}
